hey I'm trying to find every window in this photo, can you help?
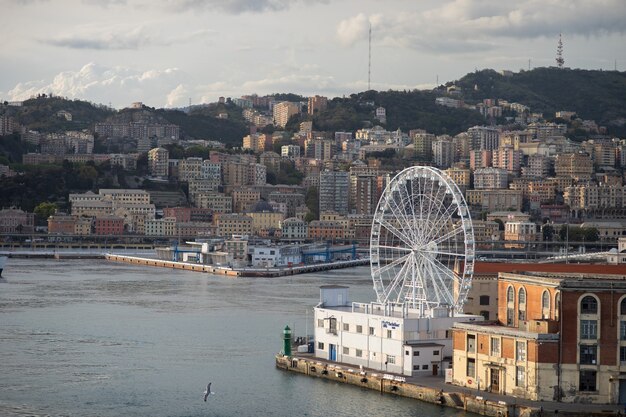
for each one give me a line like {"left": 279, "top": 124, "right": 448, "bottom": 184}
{"left": 356, "top": 325, "right": 363, "bottom": 334}
{"left": 467, "top": 335, "right": 476, "bottom": 353}
{"left": 369, "top": 326, "right": 374, "bottom": 335}
{"left": 542, "top": 290, "right": 550, "bottom": 319}
{"left": 555, "top": 292, "right": 560, "bottom": 321}
{"left": 405, "top": 350, "right": 410, "bottom": 356}
{"left": 516, "top": 341, "right": 526, "bottom": 361}
{"left": 317, "top": 319, "right": 324, "bottom": 327}
{"left": 490, "top": 338, "right": 501, "bottom": 356}
{"left": 579, "top": 370, "right": 597, "bottom": 392}
{"left": 318, "top": 342, "right": 324, "bottom": 350}
{"left": 480, "top": 295, "right": 490, "bottom": 305}
{"left": 413, "top": 365, "right": 419, "bottom": 370}
{"left": 581, "top": 296, "right": 598, "bottom": 314}
{"left": 480, "top": 311, "right": 490, "bottom": 320}
{"left": 516, "top": 366, "right": 526, "bottom": 387}
{"left": 328, "top": 318, "right": 337, "bottom": 334}
{"left": 387, "top": 330, "right": 392, "bottom": 339}
{"left": 580, "top": 320, "right": 598, "bottom": 339}
{"left": 343, "top": 347, "right": 349, "bottom": 355}
{"left": 621, "top": 298, "right": 626, "bottom": 315}
{"left": 621, "top": 321, "right": 626, "bottom": 340}
{"left": 467, "top": 358, "right": 475, "bottom": 378}
{"left": 422, "top": 364, "right": 429, "bottom": 370}
{"left": 507, "top": 308, "right": 514, "bottom": 326}
{"left": 580, "top": 344, "right": 597, "bottom": 365}
{"left": 433, "top": 350, "right": 440, "bottom": 356}
{"left": 356, "top": 349, "right": 362, "bottom": 358}
{"left": 386, "top": 355, "right": 396, "bottom": 364}
{"left": 518, "top": 287, "right": 527, "bottom": 321}
{"left": 414, "top": 351, "right": 420, "bottom": 356}
{"left": 343, "top": 323, "right": 349, "bottom": 331}
{"left": 507, "top": 286, "right": 514, "bottom": 303}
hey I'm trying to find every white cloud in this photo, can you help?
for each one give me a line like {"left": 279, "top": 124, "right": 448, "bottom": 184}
{"left": 162, "top": 0, "right": 329, "bottom": 14}
{"left": 2, "top": 63, "right": 186, "bottom": 108}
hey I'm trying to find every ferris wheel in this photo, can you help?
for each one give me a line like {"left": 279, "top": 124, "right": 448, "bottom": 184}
{"left": 370, "top": 166, "right": 475, "bottom": 315}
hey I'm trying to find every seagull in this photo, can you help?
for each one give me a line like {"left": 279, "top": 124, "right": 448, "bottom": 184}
{"left": 203, "top": 383, "right": 212, "bottom": 401}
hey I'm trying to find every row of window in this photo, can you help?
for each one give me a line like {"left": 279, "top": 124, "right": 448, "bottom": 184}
{"left": 317, "top": 320, "right": 394, "bottom": 338}
{"left": 580, "top": 319, "right": 626, "bottom": 340}
{"left": 466, "top": 334, "right": 527, "bottom": 361}
{"left": 506, "top": 286, "right": 555, "bottom": 325}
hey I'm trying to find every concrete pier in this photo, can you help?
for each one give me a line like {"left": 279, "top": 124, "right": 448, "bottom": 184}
{"left": 105, "top": 254, "right": 368, "bottom": 277}
{"left": 105, "top": 254, "right": 240, "bottom": 276}
{"left": 276, "top": 355, "right": 622, "bottom": 417}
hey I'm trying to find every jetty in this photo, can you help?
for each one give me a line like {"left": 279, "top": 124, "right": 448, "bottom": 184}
{"left": 276, "top": 355, "right": 623, "bottom": 417}
{"left": 105, "top": 254, "right": 368, "bottom": 277}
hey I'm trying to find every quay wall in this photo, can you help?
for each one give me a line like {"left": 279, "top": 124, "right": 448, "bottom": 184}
{"left": 276, "top": 355, "right": 613, "bottom": 417}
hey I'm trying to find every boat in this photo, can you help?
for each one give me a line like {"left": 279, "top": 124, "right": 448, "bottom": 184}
{"left": 0, "top": 255, "right": 6, "bottom": 277}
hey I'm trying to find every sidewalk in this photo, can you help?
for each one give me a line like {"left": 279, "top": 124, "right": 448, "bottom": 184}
{"left": 408, "top": 374, "right": 623, "bottom": 415}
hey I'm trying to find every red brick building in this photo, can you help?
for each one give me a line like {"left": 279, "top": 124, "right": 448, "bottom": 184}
{"left": 93, "top": 216, "right": 125, "bottom": 235}
{"left": 453, "top": 269, "right": 626, "bottom": 404}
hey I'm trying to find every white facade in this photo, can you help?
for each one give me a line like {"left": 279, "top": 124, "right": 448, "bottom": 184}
{"left": 250, "top": 245, "right": 301, "bottom": 267}
{"left": 313, "top": 286, "right": 484, "bottom": 376}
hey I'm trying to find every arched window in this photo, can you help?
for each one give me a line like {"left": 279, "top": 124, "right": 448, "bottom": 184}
{"left": 581, "top": 296, "right": 598, "bottom": 314}
{"left": 518, "top": 287, "right": 527, "bottom": 321}
{"left": 506, "top": 286, "right": 515, "bottom": 326}
{"left": 542, "top": 290, "right": 550, "bottom": 319}
{"left": 621, "top": 298, "right": 626, "bottom": 315}
{"left": 555, "top": 292, "right": 560, "bottom": 321}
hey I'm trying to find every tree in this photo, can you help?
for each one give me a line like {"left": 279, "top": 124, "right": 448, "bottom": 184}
{"left": 305, "top": 186, "right": 319, "bottom": 220}
{"left": 34, "top": 201, "right": 58, "bottom": 224}
{"left": 494, "top": 219, "right": 504, "bottom": 231}
{"left": 542, "top": 224, "right": 555, "bottom": 241}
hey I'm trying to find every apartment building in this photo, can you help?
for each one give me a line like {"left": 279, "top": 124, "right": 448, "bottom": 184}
{"left": 474, "top": 167, "right": 508, "bottom": 189}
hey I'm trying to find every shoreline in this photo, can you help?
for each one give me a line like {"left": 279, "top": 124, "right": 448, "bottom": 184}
{"left": 276, "top": 355, "right": 623, "bottom": 417}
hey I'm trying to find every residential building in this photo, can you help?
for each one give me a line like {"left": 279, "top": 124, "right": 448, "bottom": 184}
{"left": 467, "top": 126, "right": 500, "bottom": 151}
{"left": 503, "top": 221, "right": 538, "bottom": 248}
{"left": 148, "top": 147, "right": 169, "bottom": 178}
{"left": 308, "top": 95, "right": 328, "bottom": 115}
{"left": 273, "top": 102, "right": 300, "bottom": 128}
{"left": 555, "top": 153, "right": 593, "bottom": 182}
{"left": 466, "top": 189, "right": 523, "bottom": 212}
{"left": 280, "top": 217, "right": 308, "bottom": 241}
{"left": 474, "top": 168, "right": 508, "bottom": 189}
{"left": 281, "top": 144, "right": 301, "bottom": 160}
{"left": 196, "top": 193, "right": 232, "bottom": 213}
{"left": 308, "top": 220, "right": 345, "bottom": 241}
{"left": 433, "top": 137, "right": 455, "bottom": 169}
{"left": 216, "top": 214, "right": 253, "bottom": 237}
{"left": 93, "top": 216, "right": 125, "bottom": 235}
{"left": 319, "top": 170, "right": 349, "bottom": 216}
{"left": 0, "top": 208, "right": 35, "bottom": 233}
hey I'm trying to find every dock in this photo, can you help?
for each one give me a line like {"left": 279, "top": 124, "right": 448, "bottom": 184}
{"left": 276, "top": 355, "right": 623, "bottom": 417}
{"left": 105, "top": 254, "right": 368, "bottom": 277}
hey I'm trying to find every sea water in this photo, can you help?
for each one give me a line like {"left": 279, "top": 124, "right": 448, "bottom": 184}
{"left": 0, "top": 259, "right": 476, "bottom": 417}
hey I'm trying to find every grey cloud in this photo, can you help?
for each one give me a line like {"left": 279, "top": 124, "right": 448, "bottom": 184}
{"left": 164, "top": 0, "right": 328, "bottom": 14}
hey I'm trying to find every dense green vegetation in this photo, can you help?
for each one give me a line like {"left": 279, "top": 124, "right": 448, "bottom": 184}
{"left": 456, "top": 68, "right": 626, "bottom": 136}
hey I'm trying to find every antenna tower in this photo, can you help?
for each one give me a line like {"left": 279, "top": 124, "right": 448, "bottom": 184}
{"left": 368, "top": 23, "right": 371, "bottom": 90}
{"left": 556, "top": 33, "right": 564, "bottom": 69}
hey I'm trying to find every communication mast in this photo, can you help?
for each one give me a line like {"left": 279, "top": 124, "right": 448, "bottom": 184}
{"left": 368, "top": 23, "right": 372, "bottom": 90}
{"left": 556, "top": 33, "right": 564, "bottom": 69}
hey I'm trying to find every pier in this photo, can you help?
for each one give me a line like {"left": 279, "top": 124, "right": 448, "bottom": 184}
{"left": 276, "top": 355, "right": 623, "bottom": 417}
{"left": 105, "top": 254, "right": 368, "bottom": 277}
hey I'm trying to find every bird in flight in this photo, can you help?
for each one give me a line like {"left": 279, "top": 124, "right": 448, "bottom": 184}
{"left": 203, "top": 383, "right": 213, "bottom": 401}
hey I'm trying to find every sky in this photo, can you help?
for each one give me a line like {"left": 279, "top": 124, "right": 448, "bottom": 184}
{"left": 1, "top": 0, "right": 625, "bottom": 109}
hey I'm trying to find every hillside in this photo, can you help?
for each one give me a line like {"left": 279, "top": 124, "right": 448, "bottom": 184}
{"left": 312, "top": 90, "right": 485, "bottom": 135}
{"left": 455, "top": 68, "right": 626, "bottom": 135}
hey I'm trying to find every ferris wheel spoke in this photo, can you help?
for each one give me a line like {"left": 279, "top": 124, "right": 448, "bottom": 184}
{"left": 429, "top": 256, "right": 463, "bottom": 285}
{"left": 374, "top": 252, "right": 411, "bottom": 277}
{"left": 389, "top": 188, "right": 419, "bottom": 243}
{"left": 425, "top": 203, "right": 458, "bottom": 242}
{"left": 421, "top": 256, "right": 455, "bottom": 303}
{"left": 375, "top": 244, "right": 414, "bottom": 252}
{"left": 377, "top": 218, "right": 414, "bottom": 247}
{"left": 430, "top": 225, "right": 465, "bottom": 245}
{"left": 418, "top": 249, "right": 465, "bottom": 258}
{"left": 386, "top": 254, "right": 414, "bottom": 302}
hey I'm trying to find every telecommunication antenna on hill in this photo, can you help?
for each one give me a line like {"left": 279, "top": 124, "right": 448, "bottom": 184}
{"left": 556, "top": 33, "right": 564, "bottom": 69}
{"left": 368, "top": 23, "right": 372, "bottom": 90}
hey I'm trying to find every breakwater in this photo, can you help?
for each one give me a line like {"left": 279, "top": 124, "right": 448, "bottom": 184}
{"left": 105, "top": 254, "right": 368, "bottom": 277}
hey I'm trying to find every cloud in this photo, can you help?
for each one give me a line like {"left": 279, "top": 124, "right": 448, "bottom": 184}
{"left": 2, "top": 63, "right": 187, "bottom": 108}
{"left": 163, "top": 0, "right": 328, "bottom": 14}
{"left": 42, "top": 26, "right": 215, "bottom": 50}
{"left": 337, "top": 0, "right": 626, "bottom": 53}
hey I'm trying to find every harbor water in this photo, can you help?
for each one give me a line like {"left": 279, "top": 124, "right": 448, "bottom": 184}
{"left": 0, "top": 259, "right": 477, "bottom": 417}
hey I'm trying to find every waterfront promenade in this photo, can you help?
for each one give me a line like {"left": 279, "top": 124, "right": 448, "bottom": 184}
{"left": 276, "top": 354, "right": 624, "bottom": 417}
